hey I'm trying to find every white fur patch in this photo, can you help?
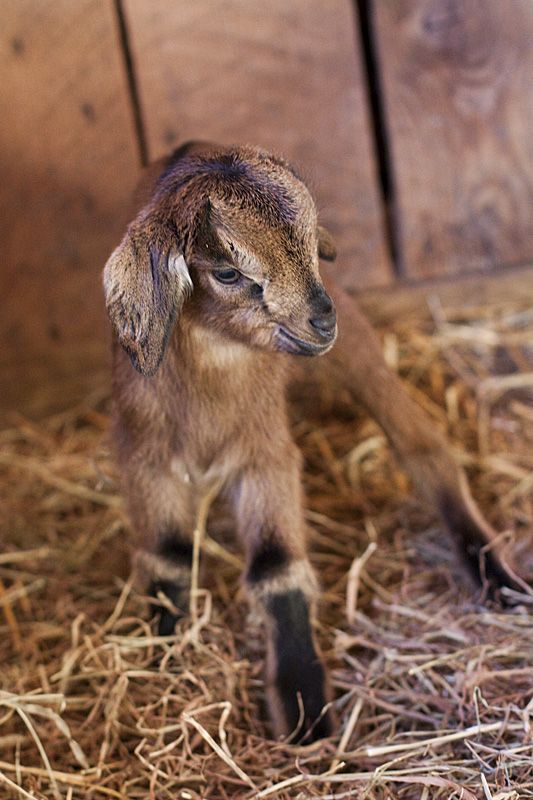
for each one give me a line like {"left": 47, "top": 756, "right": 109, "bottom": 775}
{"left": 248, "top": 559, "right": 319, "bottom": 606}
{"left": 235, "top": 246, "right": 264, "bottom": 282}
{"left": 168, "top": 251, "right": 193, "bottom": 293}
{"left": 134, "top": 549, "right": 191, "bottom": 583}
{"left": 170, "top": 456, "right": 191, "bottom": 484}
{"left": 191, "top": 325, "right": 251, "bottom": 367}
{"left": 102, "top": 245, "right": 121, "bottom": 297}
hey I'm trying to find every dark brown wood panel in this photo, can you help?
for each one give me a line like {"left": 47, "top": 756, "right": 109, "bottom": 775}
{"left": 0, "top": 0, "right": 139, "bottom": 418}
{"left": 374, "top": 0, "right": 533, "bottom": 279}
{"left": 124, "top": 0, "right": 392, "bottom": 290}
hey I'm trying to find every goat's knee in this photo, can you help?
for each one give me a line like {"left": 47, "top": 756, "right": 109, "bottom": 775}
{"left": 246, "top": 555, "right": 333, "bottom": 742}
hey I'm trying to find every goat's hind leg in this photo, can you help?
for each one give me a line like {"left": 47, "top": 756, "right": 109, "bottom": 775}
{"left": 318, "top": 279, "right": 527, "bottom": 598}
{"left": 231, "top": 454, "right": 334, "bottom": 742}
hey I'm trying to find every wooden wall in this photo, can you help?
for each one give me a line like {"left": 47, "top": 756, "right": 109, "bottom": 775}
{"left": 373, "top": 0, "right": 533, "bottom": 279}
{"left": 2, "top": 0, "right": 533, "bottom": 420}
{"left": 1, "top": 0, "right": 139, "bottom": 416}
{"left": 124, "top": 0, "right": 391, "bottom": 290}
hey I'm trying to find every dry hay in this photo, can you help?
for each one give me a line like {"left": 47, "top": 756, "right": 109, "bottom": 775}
{"left": 0, "top": 298, "right": 532, "bottom": 800}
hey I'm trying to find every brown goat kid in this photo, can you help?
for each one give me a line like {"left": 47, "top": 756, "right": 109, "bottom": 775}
{"left": 104, "top": 142, "right": 526, "bottom": 743}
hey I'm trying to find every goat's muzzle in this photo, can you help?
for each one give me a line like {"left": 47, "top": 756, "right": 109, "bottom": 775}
{"left": 275, "top": 289, "right": 337, "bottom": 356}
{"left": 276, "top": 319, "right": 337, "bottom": 357}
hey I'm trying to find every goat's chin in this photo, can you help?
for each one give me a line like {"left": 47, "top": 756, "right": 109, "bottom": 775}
{"left": 274, "top": 326, "right": 336, "bottom": 357}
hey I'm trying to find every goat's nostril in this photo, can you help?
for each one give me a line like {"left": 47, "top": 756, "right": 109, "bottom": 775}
{"left": 310, "top": 288, "right": 334, "bottom": 317}
{"left": 309, "top": 311, "right": 337, "bottom": 335}
{"left": 321, "top": 297, "right": 334, "bottom": 316}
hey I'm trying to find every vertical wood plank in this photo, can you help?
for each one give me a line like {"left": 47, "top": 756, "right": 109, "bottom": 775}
{"left": 374, "top": 0, "right": 533, "bottom": 279}
{"left": 123, "top": 0, "right": 393, "bottom": 291}
{"left": 0, "top": 0, "right": 139, "bottom": 417}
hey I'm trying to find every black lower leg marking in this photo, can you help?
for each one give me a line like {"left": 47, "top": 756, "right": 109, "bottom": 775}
{"left": 149, "top": 578, "right": 188, "bottom": 636}
{"left": 247, "top": 532, "right": 288, "bottom": 584}
{"left": 439, "top": 491, "right": 521, "bottom": 597}
{"left": 268, "top": 589, "right": 332, "bottom": 741}
{"left": 158, "top": 531, "right": 194, "bottom": 563}
{"left": 149, "top": 529, "right": 193, "bottom": 635}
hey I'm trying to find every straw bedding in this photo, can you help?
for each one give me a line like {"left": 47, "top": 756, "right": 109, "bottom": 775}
{"left": 0, "top": 298, "right": 532, "bottom": 799}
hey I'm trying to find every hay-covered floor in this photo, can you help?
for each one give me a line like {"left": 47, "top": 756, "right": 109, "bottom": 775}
{"left": 1, "top": 299, "right": 532, "bottom": 799}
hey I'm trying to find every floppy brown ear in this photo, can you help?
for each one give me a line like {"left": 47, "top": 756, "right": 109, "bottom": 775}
{"left": 317, "top": 225, "right": 337, "bottom": 262}
{"left": 103, "top": 220, "right": 192, "bottom": 377}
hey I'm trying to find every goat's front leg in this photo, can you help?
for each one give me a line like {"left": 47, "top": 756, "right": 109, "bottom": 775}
{"left": 230, "top": 448, "right": 334, "bottom": 742}
{"left": 319, "top": 278, "right": 526, "bottom": 598}
{"left": 116, "top": 436, "right": 196, "bottom": 635}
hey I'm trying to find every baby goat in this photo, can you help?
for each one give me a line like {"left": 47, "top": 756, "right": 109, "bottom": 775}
{"left": 104, "top": 141, "right": 524, "bottom": 742}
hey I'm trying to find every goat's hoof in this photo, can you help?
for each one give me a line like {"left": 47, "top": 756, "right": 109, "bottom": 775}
{"left": 439, "top": 491, "right": 530, "bottom": 602}
{"left": 155, "top": 607, "right": 182, "bottom": 637}
{"left": 481, "top": 551, "right": 529, "bottom": 606}
{"left": 148, "top": 579, "right": 188, "bottom": 636}
{"left": 300, "top": 706, "right": 335, "bottom": 744}
{"left": 269, "top": 659, "right": 334, "bottom": 743}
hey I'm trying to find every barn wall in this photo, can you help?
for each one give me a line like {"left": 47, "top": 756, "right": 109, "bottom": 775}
{"left": 0, "top": 0, "right": 140, "bottom": 418}
{"left": 123, "top": 0, "right": 392, "bottom": 291}
{"left": 372, "top": 0, "right": 533, "bottom": 279}
{"left": 1, "top": 0, "right": 533, "bottom": 420}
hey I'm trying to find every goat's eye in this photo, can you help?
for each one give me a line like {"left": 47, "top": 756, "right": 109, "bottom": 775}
{"left": 213, "top": 268, "right": 241, "bottom": 285}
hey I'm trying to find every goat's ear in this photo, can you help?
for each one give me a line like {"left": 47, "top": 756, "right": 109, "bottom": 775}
{"left": 103, "top": 224, "right": 192, "bottom": 377}
{"left": 191, "top": 198, "right": 230, "bottom": 260}
{"left": 317, "top": 225, "right": 337, "bottom": 262}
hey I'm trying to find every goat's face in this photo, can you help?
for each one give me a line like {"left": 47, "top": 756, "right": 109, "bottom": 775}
{"left": 104, "top": 146, "right": 338, "bottom": 375}
{"left": 188, "top": 169, "right": 337, "bottom": 358}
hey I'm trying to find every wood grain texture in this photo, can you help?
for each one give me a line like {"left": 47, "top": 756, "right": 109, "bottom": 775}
{"left": 356, "top": 263, "right": 533, "bottom": 324}
{"left": 0, "top": 0, "right": 139, "bottom": 416}
{"left": 123, "top": 0, "right": 392, "bottom": 290}
{"left": 374, "top": 0, "right": 533, "bottom": 278}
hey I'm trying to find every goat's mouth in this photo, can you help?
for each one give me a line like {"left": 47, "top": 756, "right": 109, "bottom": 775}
{"left": 275, "top": 325, "right": 336, "bottom": 357}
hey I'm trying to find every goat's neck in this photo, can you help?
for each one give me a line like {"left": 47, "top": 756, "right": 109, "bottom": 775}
{"left": 173, "top": 316, "right": 288, "bottom": 395}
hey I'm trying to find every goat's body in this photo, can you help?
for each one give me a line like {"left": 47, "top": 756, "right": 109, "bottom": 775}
{"left": 112, "top": 303, "right": 330, "bottom": 739}
{"left": 105, "top": 141, "right": 528, "bottom": 744}
{"left": 112, "top": 310, "right": 292, "bottom": 529}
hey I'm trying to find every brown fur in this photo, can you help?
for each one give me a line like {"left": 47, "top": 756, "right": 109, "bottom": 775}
{"left": 103, "top": 141, "right": 528, "bottom": 743}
